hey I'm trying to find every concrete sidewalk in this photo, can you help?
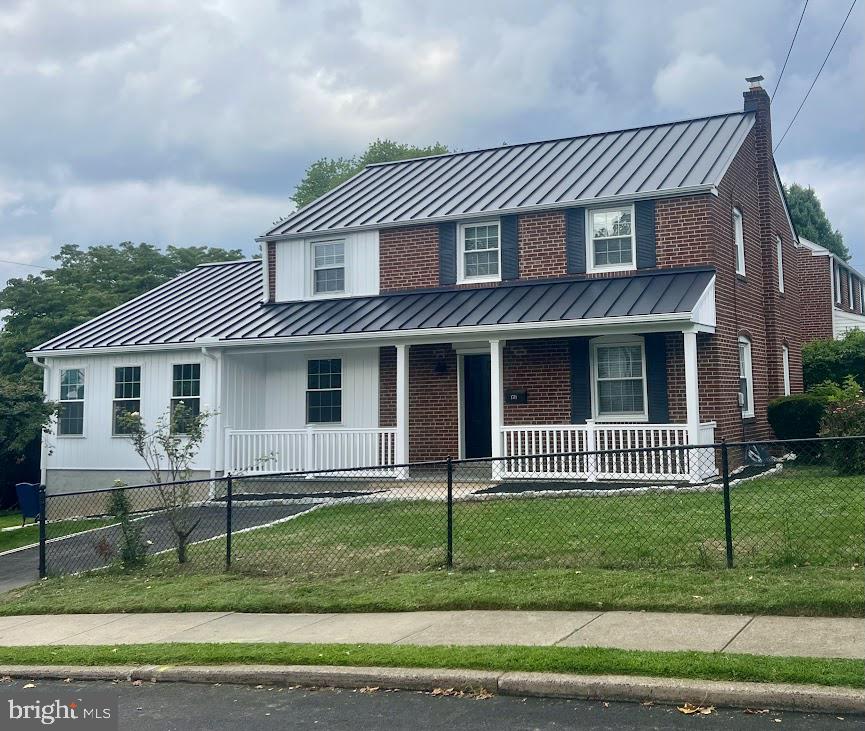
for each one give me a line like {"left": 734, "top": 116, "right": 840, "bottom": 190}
{"left": 0, "top": 610, "right": 862, "bottom": 659}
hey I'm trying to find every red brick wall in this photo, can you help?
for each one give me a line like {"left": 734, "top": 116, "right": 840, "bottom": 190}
{"left": 408, "top": 344, "right": 459, "bottom": 461}
{"left": 503, "top": 339, "right": 571, "bottom": 425}
{"left": 379, "top": 225, "right": 439, "bottom": 293}
{"left": 518, "top": 211, "right": 568, "bottom": 279}
{"left": 378, "top": 347, "right": 396, "bottom": 428}
{"left": 655, "top": 196, "right": 713, "bottom": 268}
{"left": 798, "top": 252, "right": 833, "bottom": 342}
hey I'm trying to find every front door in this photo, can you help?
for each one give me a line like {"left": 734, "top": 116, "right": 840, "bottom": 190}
{"left": 463, "top": 354, "right": 492, "bottom": 458}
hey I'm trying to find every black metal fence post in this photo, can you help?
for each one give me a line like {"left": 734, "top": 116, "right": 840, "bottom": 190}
{"left": 225, "top": 475, "right": 233, "bottom": 570}
{"left": 446, "top": 457, "right": 453, "bottom": 569}
{"left": 720, "top": 441, "right": 734, "bottom": 568}
{"left": 38, "top": 483, "right": 47, "bottom": 579}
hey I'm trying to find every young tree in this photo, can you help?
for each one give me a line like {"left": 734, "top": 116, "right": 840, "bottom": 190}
{"left": 785, "top": 183, "right": 850, "bottom": 260}
{"left": 290, "top": 139, "right": 449, "bottom": 209}
{"left": 119, "top": 403, "right": 214, "bottom": 564}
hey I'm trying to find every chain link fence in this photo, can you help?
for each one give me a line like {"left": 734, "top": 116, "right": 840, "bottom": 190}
{"left": 38, "top": 436, "right": 864, "bottom": 578}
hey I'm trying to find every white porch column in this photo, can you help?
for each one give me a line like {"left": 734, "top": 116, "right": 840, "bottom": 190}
{"left": 683, "top": 330, "right": 700, "bottom": 446}
{"left": 395, "top": 343, "right": 410, "bottom": 475}
{"left": 490, "top": 339, "right": 504, "bottom": 472}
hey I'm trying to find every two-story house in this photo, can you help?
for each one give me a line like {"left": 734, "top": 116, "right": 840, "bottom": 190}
{"left": 798, "top": 237, "right": 865, "bottom": 342}
{"left": 30, "top": 78, "right": 804, "bottom": 491}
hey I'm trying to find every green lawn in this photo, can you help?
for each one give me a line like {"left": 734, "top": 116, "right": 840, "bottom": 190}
{"left": 197, "top": 466, "right": 863, "bottom": 577}
{"left": 0, "top": 511, "right": 112, "bottom": 554}
{"left": 0, "top": 642, "right": 861, "bottom": 689}
{"left": 2, "top": 566, "right": 861, "bottom": 618}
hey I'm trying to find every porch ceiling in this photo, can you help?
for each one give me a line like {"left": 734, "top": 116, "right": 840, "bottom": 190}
{"left": 31, "top": 262, "right": 715, "bottom": 354}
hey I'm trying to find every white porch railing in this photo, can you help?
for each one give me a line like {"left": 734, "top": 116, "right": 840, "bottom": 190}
{"left": 500, "top": 421, "right": 717, "bottom": 481}
{"left": 224, "top": 427, "right": 397, "bottom": 476}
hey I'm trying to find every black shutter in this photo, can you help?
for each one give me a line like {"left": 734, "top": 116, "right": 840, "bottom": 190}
{"left": 644, "top": 333, "right": 669, "bottom": 423}
{"left": 570, "top": 337, "right": 592, "bottom": 423}
{"left": 565, "top": 208, "right": 586, "bottom": 274}
{"left": 635, "top": 200, "right": 657, "bottom": 269}
{"left": 439, "top": 222, "right": 457, "bottom": 285}
{"left": 500, "top": 214, "right": 519, "bottom": 280}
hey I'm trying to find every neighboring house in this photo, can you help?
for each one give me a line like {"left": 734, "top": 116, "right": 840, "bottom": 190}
{"left": 797, "top": 237, "right": 865, "bottom": 341}
{"left": 30, "top": 78, "right": 804, "bottom": 491}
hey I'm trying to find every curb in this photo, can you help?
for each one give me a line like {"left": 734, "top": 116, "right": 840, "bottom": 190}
{"left": 0, "top": 664, "right": 862, "bottom": 714}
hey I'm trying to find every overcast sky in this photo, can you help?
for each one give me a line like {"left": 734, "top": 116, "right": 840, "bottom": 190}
{"left": 0, "top": 0, "right": 862, "bottom": 291}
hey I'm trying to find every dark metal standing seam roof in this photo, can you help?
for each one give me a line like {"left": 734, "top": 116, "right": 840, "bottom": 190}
{"left": 264, "top": 111, "right": 754, "bottom": 238}
{"left": 32, "top": 261, "right": 715, "bottom": 353}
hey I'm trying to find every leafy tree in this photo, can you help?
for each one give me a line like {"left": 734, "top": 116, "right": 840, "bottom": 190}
{"left": 291, "top": 139, "right": 449, "bottom": 209}
{"left": 785, "top": 183, "right": 849, "bottom": 260}
{"left": 0, "top": 376, "right": 55, "bottom": 467}
{"left": 802, "top": 329, "right": 865, "bottom": 389}
{"left": 0, "top": 242, "right": 243, "bottom": 378}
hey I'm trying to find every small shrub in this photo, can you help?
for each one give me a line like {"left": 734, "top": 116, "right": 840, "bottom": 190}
{"left": 767, "top": 394, "right": 829, "bottom": 440}
{"left": 819, "top": 377, "right": 865, "bottom": 475}
{"left": 106, "top": 482, "right": 148, "bottom": 569}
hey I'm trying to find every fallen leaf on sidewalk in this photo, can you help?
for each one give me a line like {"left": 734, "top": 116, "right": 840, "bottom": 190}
{"left": 473, "top": 689, "right": 494, "bottom": 701}
{"left": 743, "top": 708, "right": 769, "bottom": 715}
{"left": 357, "top": 687, "right": 379, "bottom": 694}
{"left": 23, "top": 683, "right": 36, "bottom": 689}
{"left": 131, "top": 680, "right": 142, "bottom": 686}
{"left": 677, "top": 703, "right": 715, "bottom": 715}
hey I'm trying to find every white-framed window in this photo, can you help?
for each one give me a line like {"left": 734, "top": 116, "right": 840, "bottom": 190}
{"left": 458, "top": 221, "right": 500, "bottom": 283}
{"left": 775, "top": 235, "right": 784, "bottom": 293}
{"left": 112, "top": 366, "right": 141, "bottom": 436}
{"left": 847, "top": 270, "right": 854, "bottom": 309}
{"left": 859, "top": 279, "right": 864, "bottom": 314}
{"left": 782, "top": 344, "right": 791, "bottom": 396}
{"left": 171, "top": 363, "right": 201, "bottom": 433}
{"left": 834, "top": 261, "right": 842, "bottom": 305}
{"left": 733, "top": 207, "right": 745, "bottom": 276}
{"left": 58, "top": 368, "right": 85, "bottom": 436}
{"left": 306, "top": 358, "right": 342, "bottom": 424}
{"left": 587, "top": 205, "right": 635, "bottom": 273}
{"left": 311, "top": 239, "right": 345, "bottom": 295}
{"left": 738, "top": 336, "right": 754, "bottom": 418}
{"left": 591, "top": 336, "right": 647, "bottom": 421}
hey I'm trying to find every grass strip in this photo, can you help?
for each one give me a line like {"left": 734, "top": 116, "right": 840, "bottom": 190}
{"left": 0, "top": 642, "right": 861, "bottom": 689}
{"left": 2, "top": 567, "right": 862, "bottom": 618}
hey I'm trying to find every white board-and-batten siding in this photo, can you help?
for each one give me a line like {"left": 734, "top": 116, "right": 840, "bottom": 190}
{"left": 222, "top": 348, "right": 380, "bottom": 431}
{"left": 274, "top": 230, "right": 379, "bottom": 302}
{"left": 45, "top": 347, "right": 382, "bottom": 474}
{"left": 44, "top": 349, "right": 215, "bottom": 473}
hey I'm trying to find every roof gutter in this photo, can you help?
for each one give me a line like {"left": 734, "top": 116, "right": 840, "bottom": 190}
{"left": 257, "top": 184, "right": 719, "bottom": 243}
{"left": 28, "top": 310, "right": 709, "bottom": 358}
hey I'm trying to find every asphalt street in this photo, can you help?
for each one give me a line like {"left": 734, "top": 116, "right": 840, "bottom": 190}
{"left": 4, "top": 679, "right": 860, "bottom": 730}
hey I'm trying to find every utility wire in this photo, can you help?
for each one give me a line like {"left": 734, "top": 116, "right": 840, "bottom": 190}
{"left": 772, "top": 0, "right": 809, "bottom": 101}
{"left": 774, "top": 0, "right": 858, "bottom": 154}
{"left": 0, "top": 258, "right": 50, "bottom": 269}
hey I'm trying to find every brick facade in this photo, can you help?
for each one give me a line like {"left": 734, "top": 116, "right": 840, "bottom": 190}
{"left": 503, "top": 339, "right": 571, "bottom": 425}
{"left": 379, "top": 225, "right": 439, "bottom": 293}
{"left": 517, "top": 211, "right": 568, "bottom": 279}
{"left": 798, "top": 252, "right": 834, "bottom": 342}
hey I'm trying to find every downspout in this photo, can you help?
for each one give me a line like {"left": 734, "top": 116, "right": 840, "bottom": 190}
{"left": 29, "top": 356, "right": 51, "bottom": 486}
{"left": 200, "top": 346, "right": 223, "bottom": 482}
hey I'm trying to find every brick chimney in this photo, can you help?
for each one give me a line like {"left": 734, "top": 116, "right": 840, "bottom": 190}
{"left": 744, "top": 74, "right": 782, "bottom": 399}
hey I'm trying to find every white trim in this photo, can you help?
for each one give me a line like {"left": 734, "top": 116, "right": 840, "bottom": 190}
{"left": 782, "top": 343, "right": 791, "bottom": 396}
{"left": 775, "top": 235, "right": 784, "bottom": 293}
{"left": 394, "top": 344, "right": 409, "bottom": 466}
{"left": 260, "top": 241, "right": 269, "bottom": 303}
{"left": 309, "top": 237, "right": 347, "bottom": 297}
{"left": 834, "top": 260, "right": 842, "bottom": 305}
{"left": 586, "top": 204, "right": 637, "bottom": 274}
{"left": 847, "top": 270, "right": 854, "bottom": 310}
{"left": 456, "top": 353, "right": 466, "bottom": 460}
{"left": 457, "top": 219, "right": 501, "bottom": 285}
{"left": 733, "top": 207, "right": 745, "bottom": 277}
{"left": 489, "top": 339, "right": 504, "bottom": 460}
{"left": 683, "top": 331, "right": 700, "bottom": 447}
{"left": 110, "top": 364, "right": 142, "bottom": 437}
{"left": 590, "top": 335, "right": 648, "bottom": 422}
{"left": 738, "top": 335, "right": 754, "bottom": 419}
{"left": 258, "top": 185, "right": 718, "bottom": 243}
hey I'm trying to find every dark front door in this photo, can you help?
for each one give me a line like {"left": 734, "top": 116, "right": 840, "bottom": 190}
{"left": 463, "top": 354, "right": 492, "bottom": 458}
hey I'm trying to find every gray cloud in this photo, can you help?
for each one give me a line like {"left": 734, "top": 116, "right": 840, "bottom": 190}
{"left": 0, "top": 0, "right": 862, "bottom": 291}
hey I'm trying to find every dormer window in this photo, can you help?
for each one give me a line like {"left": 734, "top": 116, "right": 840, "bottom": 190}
{"left": 458, "top": 221, "right": 500, "bottom": 283}
{"left": 587, "top": 206, "right": 635, "bottom": 273}
{"left": 312, "top": 240, "right": 345, "bottom": 295}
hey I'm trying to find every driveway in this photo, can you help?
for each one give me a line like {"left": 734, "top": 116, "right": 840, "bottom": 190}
{"left": 0, "top": 503, "right": 318, "bottom": 593}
